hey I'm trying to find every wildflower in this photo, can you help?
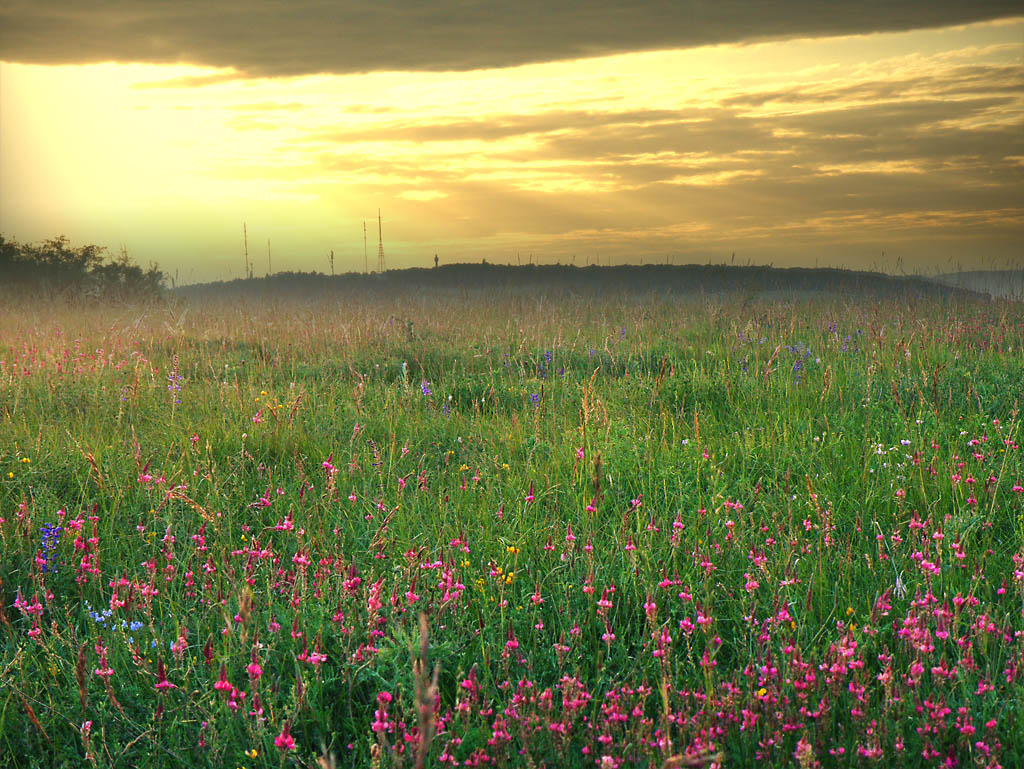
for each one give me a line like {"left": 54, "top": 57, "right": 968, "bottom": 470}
{"left": 601, "top": 624, "right": 616, "bottom": 645}
{"left": 274, "top": 722, "right": 295, "bottom": 752}
{"left": 249, "top": 694, "right": 265, "bottom": 720}
{"left": 94, "top": 640, "right": 114, "bottom": 679}
{"left": 154, "top": 659, "right": 175, "bottom": 691}
{"left": 38, "top": 523, "right": 62, "bottom": 574}
{"left": 793, "top": 737, "right": 816, "bottom": 767}
{"left": 214, "top": 664, "right": 232, "bottom": 692}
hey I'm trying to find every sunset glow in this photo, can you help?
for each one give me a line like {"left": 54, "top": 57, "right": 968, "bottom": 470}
{"left": 2, "top": 15, "right": 1021, "bottom": 280}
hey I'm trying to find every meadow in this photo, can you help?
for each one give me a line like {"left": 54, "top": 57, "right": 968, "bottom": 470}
{"left": 1, "top": 287, "right": 1022, "bottom": 768}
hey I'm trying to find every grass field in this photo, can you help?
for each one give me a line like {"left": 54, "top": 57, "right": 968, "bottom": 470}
{"left": 1, "top": 289, "right": 1023, "bottom": 768}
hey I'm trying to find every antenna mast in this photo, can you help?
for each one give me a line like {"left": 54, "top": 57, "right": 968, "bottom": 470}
{"left": 363, "top": 221, "right": 368, "bottom": 274}
{"left": 267, "top": 238, "right": 271, "bottom": 277}
{"left": 243, "top": 222, "right": 249, "bottom": 279}
{"left": 377, "top": 209, "right": 386, "bottom": 273}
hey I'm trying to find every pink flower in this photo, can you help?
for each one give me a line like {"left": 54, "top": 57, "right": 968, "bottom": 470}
{"left": 214, "top": 664, "right": 232, "bottom": 692}
{"left": 155, "top": 659, "right": 175, "bottom": 692}
{"left": 275, "top": 722, "right": 295, "bottom": 751}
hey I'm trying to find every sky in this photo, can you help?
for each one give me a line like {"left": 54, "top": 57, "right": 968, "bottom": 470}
{"left": 1, "top": 2, "right": 1022, "bottom": 282}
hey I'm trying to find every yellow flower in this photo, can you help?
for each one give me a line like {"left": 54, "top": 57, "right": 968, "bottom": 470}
{"left": 7, "top": 472, "right": 12, "bottom": 479}
{"left": 756, "top": 687, "right": 767, "bottom": 698}
{"left": 846, "top": 607, "right": 854, "bottom": 617}
{"left": 246, "top": 748, "right": 258, "bottom": 759}
{"left": 505, "top": 545, "right": 520, "bottom": 554}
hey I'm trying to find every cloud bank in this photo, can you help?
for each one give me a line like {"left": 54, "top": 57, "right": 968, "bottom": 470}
{"left": 2, "top": 1, "right": 1021, "bottom": 75}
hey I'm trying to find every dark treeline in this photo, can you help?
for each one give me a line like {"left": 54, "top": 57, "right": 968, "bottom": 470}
{"left": 176, "top": 262, "right": 986, "bottom": 302}
{"left": 0, "top": 234, "right": 165, "bottom": 301}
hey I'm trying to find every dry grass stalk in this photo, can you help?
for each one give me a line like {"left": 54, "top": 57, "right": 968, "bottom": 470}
{"left": 76, "top": 642, "right": 89, "bottom": 712}
{"left": 660, "top": 750, "right": 725, "bottom": 768}
{"left": 413, "top": 612, "right": 440, "bottom": 769}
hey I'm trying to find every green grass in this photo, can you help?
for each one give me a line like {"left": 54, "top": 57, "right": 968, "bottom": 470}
{"left": 1, "top": 291, "right": 1022, "bottom": 768}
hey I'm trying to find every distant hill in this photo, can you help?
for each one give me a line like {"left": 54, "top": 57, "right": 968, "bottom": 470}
{"left": 175, "top": 263, "right": 991, "bottom": 302}
{"left": 926, "top": 270, "right": 1024, "bottom": 301}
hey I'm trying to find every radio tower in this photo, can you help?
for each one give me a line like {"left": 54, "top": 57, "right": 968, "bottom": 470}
{"left": 376, "top": 209, "right": 386, "bottom": 273}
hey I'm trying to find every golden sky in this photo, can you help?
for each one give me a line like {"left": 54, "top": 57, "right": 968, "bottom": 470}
{"left": 1, "top": 8, "right": 1022, "bottom": 281}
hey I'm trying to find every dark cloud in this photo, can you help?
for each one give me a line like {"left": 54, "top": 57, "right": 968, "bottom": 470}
{"left": 1, "top": 1, "right": 1020, "bottom": 76}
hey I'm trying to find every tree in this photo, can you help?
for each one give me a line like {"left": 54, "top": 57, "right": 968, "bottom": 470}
{"left": 0, "top": 233, "right": 165, "bottom": 301}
